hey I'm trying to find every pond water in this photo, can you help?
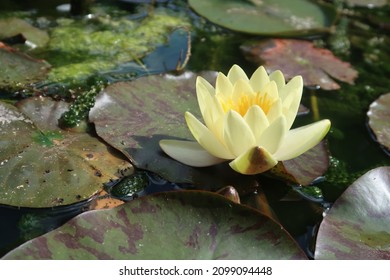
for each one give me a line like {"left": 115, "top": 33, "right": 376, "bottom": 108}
{"left": 0, "top": 0, "right": 389, "bottom": 259}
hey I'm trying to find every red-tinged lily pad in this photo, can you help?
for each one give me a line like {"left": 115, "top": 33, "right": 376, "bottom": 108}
{"left": 188, "top": 0, "right": 337, "bottom": 36}
{"left": 269, "top": 140, "right": 330, "bottom": 185}
{"left": 89, "top": 72, "right": 259, "bottom": 192}
{"left": 0, "top": 97, "right": 131, "bottom": 208}
{"left": 2, "top": 191, "right": 307, "bottom": 260}
{"left": 367, "top": 93, "right": 390, "bottom": 155}
{"left": 0, "top": 18, "right": 49, "bottom": 48}
{"left": 315, "top": 166, "right": 390, "bottom": 259}
{"left": 0, "top": 43, "right": 50, "bottom": 89}
{"left": 241, "top": 39, "right": 358, "bottom": 90}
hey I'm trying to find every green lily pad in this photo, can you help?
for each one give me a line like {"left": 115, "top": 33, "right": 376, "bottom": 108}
{"left": 343, "top": 0, "right": 388, "bottom": 7}
{"left": 241, "top": 39, "right": 358, "bottom": 90}
{"left": 315, "top": 166, "right": 390, "bottom": 259}
{"left": 0, "top": 97, "right": 132, "bottom": 208}
{"left": 188, "top": 0, "right": 337, "bottom": 36}
{"left": 2, "top": 191, "right": 307, "bottom": 260}
{"left": 0, "top": 43, "right": 50, "bottom": 89}
{"left": 367, "top": 93, "right": 390, "bottom": 155}
{"left": 0, "top": 18, "right": 49, "bottom": 48}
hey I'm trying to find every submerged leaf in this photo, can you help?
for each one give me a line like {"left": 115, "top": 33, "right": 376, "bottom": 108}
{"left": 367, "top": 92, "right": 390, "bottom": 155}
{"left": 315, "top": 166, "right": 390, "bottom": 259}
{"left": 3, "top": 191, "right": 307, "bottom": 260}
{"left": 0, "top": 97, "right": 131, "bottom": 208}
{"left": 241, "top": 39, "right": 358, "bottom": 90}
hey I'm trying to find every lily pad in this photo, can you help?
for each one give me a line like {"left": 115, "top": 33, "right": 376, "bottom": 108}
{"left": 315, "top": 166, "right": 390, "bottom": 259}
{"left": 0, "top": 18, "right": 49, "bottom": 48}
{"left": 241, "top": 39, "right": 358, "bottom": 90}
{"left": 188, "top": 0, "right": 337, "bottom": 36}
{"left": 0, "top": 97, "right": 132, "bottom": 208}
{"left": 343, "top": 0, "right": 388, "bottom": 8}
{"left": 0, "top": 43, "right": 50, "bottom": 89}
{"left": 2, "top": 191, "right": 307, "bottom": 260}
{"left": 367, "top": 92, "right": 390, "bottom": 155}
{"left": 269, "top": 140, "right": 330, "bottom": 185}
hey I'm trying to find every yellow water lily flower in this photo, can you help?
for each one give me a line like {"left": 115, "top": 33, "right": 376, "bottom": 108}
{"left": 159, "top": 65, "right": 331, "bottom": 175}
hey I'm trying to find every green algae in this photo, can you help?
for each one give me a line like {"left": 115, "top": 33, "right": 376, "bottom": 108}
{"left": 42, "top": 9, "right": 190, "bottom": 86}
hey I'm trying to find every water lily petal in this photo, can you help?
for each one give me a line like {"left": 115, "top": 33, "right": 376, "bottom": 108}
{"left": 196, "top": 76, "right": 215, "bottom": 95}
{"left": 216, "top": 72, "right": 233, "bottom": 99}
{"left": 227, "top": 64, "right": 249, "bottom": 84}
{"left": 266, "top": 98, "right": 282, "bottom": 124}
{"left": 273, "top": 119, "right": 331, "bottom": 161}
{"left": 159, "top": 140, "right": 226, "bottom": 167}
{"left": 196, "top": 78, "right": 213, "bottom": 118}
{"left": 280, "top": 76, "right": 303, "bottom": 129}
{"left": 229, "top": 146, "right": 278, "bottom": 175}
{"left": 223, "top": 111, "right": 256, "bottom": 157}
{"left": 263, "top": 80, "right": 279, "bottom": 101}
{"left": 232, "top": 78, "right": 255, "bottom": 100}
{"left": 244, "top": 105, "right": 269, "bottom": 144}
{"left": 249, "top": 66, "right": 269, "bottom": 92}
{"left": 269, "top": 70, "right": 285, "bottom": 89}
{"left": 257, "top": 116, "right": 286, "bottom": 154}
{"left": 185, "top": 112, "right": 235, "bottom": 159}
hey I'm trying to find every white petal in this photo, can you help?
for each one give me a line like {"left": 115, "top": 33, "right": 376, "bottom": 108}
{"left": 196, "top": 78, "right": 213, "bottom": 118}
{"left": 227, "top": 64, "right": 249, "bottom": 84}
{"left": 263, "top": 80, "right": 279, "bottom": 101}
{"left": 196, "top": 76, "right": 215, "bottom": 95}
{"left": 216, "top": 72, "right": 233, "bottom": 98}
{"left": 257, "top": 116, "right": 286, "bottom": 154}
{"left": 280, "top": 76, "right": 303, "bottom": 130}
{"left": 229, "top": 146, "right": 278, "bottom": 175}
{"left": 159, "top": 140, "right": 226, "bottom": 167}
{"left": 185, "top": 112, "right": 235, "bottom": 159}
{"left": 269, "top": 70, "right": 285, "bottom": 89}
{"left": 223, "top": 111, "right": 256, "bottom": 157}
{"left": 244, "top": 105, "right": 269, "bottom": 144}
{"left": 249, "top": 66, "right": 270, "bottom": 92}
{"left": 279, "top": 76, "right": 303, "bottom": 101}
{"left": 273, "top": 119, "right": 331, "bottom": 161}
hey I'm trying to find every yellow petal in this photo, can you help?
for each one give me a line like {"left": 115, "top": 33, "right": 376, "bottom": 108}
{"left": 279, "top": 76, "right": 303, "bottom": 129}
{"left": 244, "top": 105, "right": 269, "bottom": 144}
{"left": 196, "top": 77, "right": 213, "bottom": 118}
{"left": 257, "top": 116, "right": 286, "bottom": 154}
{"left": 229, "top": 146, "right": 278, "bottom": 175}
{"left": 159, "top": 140, "right": 226, "bottom": 167}
{"left": 266, "top": 98, "right": 282, "bottom": 124}
{"left": 249, "top": 66, "right": 270, "bottom": 92}
{"left": 273, "top": 119, "right": 331, "bottom": 161}
{"left": 216, "top": 72, "right": 233, "bottom": 98}
{"left": 196, "top": 76, "right": 215, "bottom": 95}
{"left": 223, "top": 111, "right": 256, "bottom": 157}
{"left": 232, "top": 78, "right": 255, "bottom": 101}
{"left": 185, "top": 112, "right": 235, "bottom": 159}
{"left": 269, "top": 70, "right": 285, "bottom": 89}
{"left": 227, "top": 64, "right": 249, "bottom": 84}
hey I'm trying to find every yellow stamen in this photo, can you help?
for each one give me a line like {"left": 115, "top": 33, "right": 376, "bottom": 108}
{"left": 219, "top": 91, "right": 275, "bottom": 116}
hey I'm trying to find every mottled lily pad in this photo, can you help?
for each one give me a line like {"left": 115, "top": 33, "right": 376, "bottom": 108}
{"left": 189, "top": 0, "right": 337, "bottom": 36}
{"left": 241, "top": 39, "right": 358, "bottom": 90}
{"left": 315, "top": 166, "right": 390, "bottom": 259}
{"left": 367, "top": 93, "right": 390, "bottom": 155}
{"left": 0, "top": 97, "right": 131, "bottom": 208}
{"left": 0, "top": 18, "right": 49, "bottom": 48}
{"left": 2, "top": 191, "right": 307, "bottom": 260}
{"left": 90, "top": 72, "right": 330, "bottom": 190}
{"left": 0, "top": 43, "right": 50, "bottom": 89}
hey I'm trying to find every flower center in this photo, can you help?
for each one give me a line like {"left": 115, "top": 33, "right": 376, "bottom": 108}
{"left": 220, "top": 91, "right": 275, "bottom": 116}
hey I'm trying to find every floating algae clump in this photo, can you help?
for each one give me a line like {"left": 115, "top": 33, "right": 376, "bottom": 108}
{"left": 44, "top": 8, "right": 190, "bottom": 86}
